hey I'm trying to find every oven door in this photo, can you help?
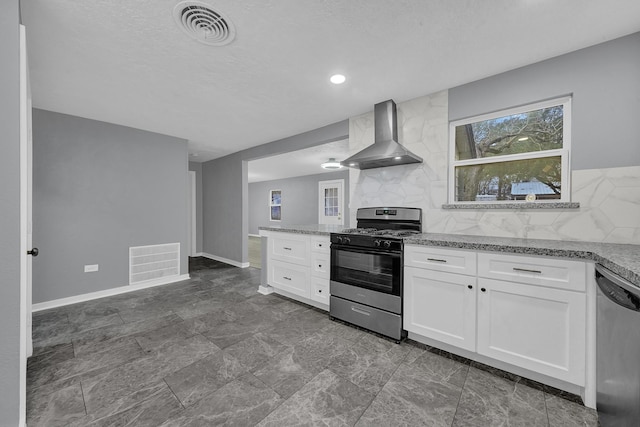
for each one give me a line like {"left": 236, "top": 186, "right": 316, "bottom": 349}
{"left": 330, "top": 244, "right": 402, "bottom": 296}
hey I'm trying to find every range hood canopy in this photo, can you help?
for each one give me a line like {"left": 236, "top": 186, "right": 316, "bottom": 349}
{"left": 341, "top": 99, "right": 423, "bottom": 170}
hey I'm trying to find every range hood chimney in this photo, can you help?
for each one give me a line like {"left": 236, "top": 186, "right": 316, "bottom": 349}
{"left": 341, "top": 99, "right": 423, "bottom": 170}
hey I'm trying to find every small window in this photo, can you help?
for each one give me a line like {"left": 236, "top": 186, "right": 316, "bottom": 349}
{"left": 269, "top": 190, "right": 281, "bottom": 221}
{"left": 449, "top": 97, "right": 571, "bottom": 204}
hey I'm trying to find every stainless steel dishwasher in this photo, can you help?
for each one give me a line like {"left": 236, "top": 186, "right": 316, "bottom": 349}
{"left": 596, "top": 264, "right": 640, "bottom": 427}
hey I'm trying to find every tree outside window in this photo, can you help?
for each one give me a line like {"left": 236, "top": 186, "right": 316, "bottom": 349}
{"left": 449, "top": 97, "right": 571, "bottom": 203}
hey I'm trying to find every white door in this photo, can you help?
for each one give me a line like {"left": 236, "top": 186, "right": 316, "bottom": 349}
{"left": 19, "top": 23, "right": 33, "bottom": 424}
{"left": 318, "top": 179, "right": 344, "bottom": 225}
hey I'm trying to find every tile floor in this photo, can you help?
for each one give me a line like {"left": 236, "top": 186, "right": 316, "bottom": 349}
{"left": 27, "top": 257, "right": 599, "bottom": 426}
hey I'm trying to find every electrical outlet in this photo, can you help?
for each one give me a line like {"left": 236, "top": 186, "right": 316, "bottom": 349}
{"left": 84, "top": 264, "right": 99, "bottom": 273}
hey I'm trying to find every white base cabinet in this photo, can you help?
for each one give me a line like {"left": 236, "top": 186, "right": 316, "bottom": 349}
{"left": 265, "top": 231, "right": 330, "bottom": 310}
{"left": 404, "top": 267, "right": 477, "bottom": 351}
{"left": 476, "top": 277, "right": 586, "bottom": 385}
{"left": 404, "top": 245, "right": 587, "bottom": 388}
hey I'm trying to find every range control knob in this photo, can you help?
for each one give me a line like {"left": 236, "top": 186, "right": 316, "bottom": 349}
{"left": 383, "top": 241, "right": 392, "bottom": 249}
{"left": 344, "top": 237, "right": 351, "bottom": 244}
{"left": 336, "top": 236, "right": 343, "bottom": 244}
{"left": 374, "top": 240, "right": 381, "bottom": 247}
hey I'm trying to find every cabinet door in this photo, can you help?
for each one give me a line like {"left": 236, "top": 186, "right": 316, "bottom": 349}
{"left": 269, "top": 259, "right": 310, "bottom": 298}
{"left": 404, "top": 266, "right": 477, "bottom": 351}
{"left": 310, "top": 252, "right": 330, "bottom": 279}
{"left": 310, "top": 277, "right": 330, "bottom": 306}
{"left": 311, "top": 236, "right": 330, "bottom": 254}
{"left": 476, "top": 278, "right": 586, "bottom": 385}
{"left": 268, "top": 233, "right": 310, "bottom": 266}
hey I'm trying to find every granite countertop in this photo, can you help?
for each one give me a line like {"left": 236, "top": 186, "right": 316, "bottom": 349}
{"left": 259, "top": 224, "right": 345, "bottom": 235}
{"left": 405, "top": 233, "right": 640, "bottom": 289}
{"left": 259, "top": 225, "right": 640, "bottom": 288}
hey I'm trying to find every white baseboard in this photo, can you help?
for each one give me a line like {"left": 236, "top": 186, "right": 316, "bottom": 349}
{"left": 197, "top": 252, "right": 250, "bottom": 268}
{"left": 32, "top": 274, "right": 190, "bottom": 312}
{"left": 258, "top": 285, "right": 274, "bottom": 295}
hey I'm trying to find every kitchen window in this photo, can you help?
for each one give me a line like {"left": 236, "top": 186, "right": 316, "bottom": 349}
{"left": 448, "top": 97, "right": 571, "bottom": 204}
{"left": 270, "top": 189, "right": 281, "bottom": 221}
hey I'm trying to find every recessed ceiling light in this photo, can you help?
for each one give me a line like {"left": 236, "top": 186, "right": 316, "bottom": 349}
{"left": 518, "top": 137, "right": 529, "bottom": 141}
{"left": 394, "top": 156, "right": 402, "bottom": 160}
{"left": 330, "top": 74, "right": 346, "bottom": 85}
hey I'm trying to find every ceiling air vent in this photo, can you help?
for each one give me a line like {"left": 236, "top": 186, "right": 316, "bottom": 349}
{"left": 173, "top": 1, "right": 236, "bottom": 46}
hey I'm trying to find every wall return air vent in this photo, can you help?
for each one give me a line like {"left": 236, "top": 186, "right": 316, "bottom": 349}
{"left": 173, "top": 1, "right": 236, "bottom": 46}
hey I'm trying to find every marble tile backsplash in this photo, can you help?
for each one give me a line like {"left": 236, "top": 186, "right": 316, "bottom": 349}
{"left": 348, "top": 91, "right": 640, "bottom": 244}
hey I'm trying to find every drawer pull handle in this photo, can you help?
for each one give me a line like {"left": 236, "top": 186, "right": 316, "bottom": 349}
{"left": 481, "top": 287, "right": 487, "bottom": 292}
{"left": 318, "top": 289, "right": 322, "bottom": 293}
{"left": 513, "top": 267, "right": 542, "bottom": 274}
{"left": 318, "top": 244, "right": 323, "bottom": 247}
{"left": 351, "top": 307, "right": 371, "bottom": 316}
{"left": 283, "top": 276, "right": 292, "bottom": 281}
{"left": 427, "top": 258, "right": 447, "bottom": 263}
{"left": 468, "top": 285, "right": 473, "bottom": 289}
{"left": 283, "top": 247, "right": 292, "bottom": 251}
{"left": 318, "top": 264, "right": 322, "bottom": 268}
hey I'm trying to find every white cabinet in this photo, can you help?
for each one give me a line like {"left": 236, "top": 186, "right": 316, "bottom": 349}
{"left": 405, "top": 245, "right": 477, "bottom": 276}
{"left": 404, "top": 266, "right": 477, "bottom": 351}
{"left": 265, "top": 231, "right": 330, "bottom": 309}
{"left": 268, "top": 233, "right": 310, "bottom": 266}
{"left": 476, "top": 277, "right": 586, "bottom": 385}
{"left": 309, "top": 236, "right": 331, "bottom": 306}
{"left": 269, "top": 259, "right": 310, "bottom": 298}
{"left": 404, "top": 245, "right": 587, "bottom": 387}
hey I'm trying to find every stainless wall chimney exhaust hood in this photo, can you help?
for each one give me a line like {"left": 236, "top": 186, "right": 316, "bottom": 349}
{"left": 341, "top": 99, "right": 423, "bottom": 170}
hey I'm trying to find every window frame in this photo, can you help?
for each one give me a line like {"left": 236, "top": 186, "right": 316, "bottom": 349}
{"left": 269, "top": 189, "right": 281, "bottom": 221}
{"left": 448, "top": 96, "right": 572, "bottom": 205}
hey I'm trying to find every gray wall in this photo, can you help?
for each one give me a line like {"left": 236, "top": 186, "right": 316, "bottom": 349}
{"left": 248, "top": 170, "right": 349, "bottom": 235}
{"left": 201, "top": 120, "right": 349, "bottom": 264}
{"left": 188, "top": 162, "right": 203, "bottom": 253}
{"left": 449, "top": 32, "right": 640, "bottom": 170}
{"left": 0, "top": 1, "right": 22, "bottom": 424}
{"left": 32, "top": 109, "right": 190, "bottom": 304}
{"left": 202, "top": 152, "right": 247, "bottom": 262}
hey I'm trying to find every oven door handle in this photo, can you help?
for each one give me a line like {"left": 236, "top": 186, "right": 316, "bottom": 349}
{"left": 330, "top": 245, "right": 402, "bottom": 257}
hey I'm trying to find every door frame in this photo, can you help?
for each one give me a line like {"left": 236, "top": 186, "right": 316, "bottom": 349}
{"left": 19, "top": 23, "right": 31, "bottom": 425}
{"left": 189, "top": 171, "right": 197, "bottom": 256}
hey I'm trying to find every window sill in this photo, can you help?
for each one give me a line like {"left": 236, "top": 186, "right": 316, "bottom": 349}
{"left": 441, "top": 202, "right": 580, "bottom": 210}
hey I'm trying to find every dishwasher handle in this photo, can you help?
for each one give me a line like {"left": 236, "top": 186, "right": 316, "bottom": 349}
{"left": 596, "top": 264, "right": 640, "bottom": 311}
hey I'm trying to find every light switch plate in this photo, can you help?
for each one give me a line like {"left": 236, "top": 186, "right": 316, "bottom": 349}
{"left": 84, "top": 264, "right": 99, "bottom": 272}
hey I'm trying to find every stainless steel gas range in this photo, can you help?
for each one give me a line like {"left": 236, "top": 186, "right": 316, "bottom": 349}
{"left": 329, "top": 207, "right": 422, "bottom": 342}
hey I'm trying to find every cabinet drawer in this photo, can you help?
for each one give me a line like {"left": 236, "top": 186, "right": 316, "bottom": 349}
{"left": 478, "top": 252, "right": 586, "bottom": 291}
{"left": 269, "top": 259, "right": 310, "bottom": 298}
{"left": 404, "top": 245, "right": 477, "bottom": 276}
{"left": 269, "top": 233, "right": 310, "bottom": 266}
{"left": 310, "top": 252, "right": 330, "bottom": 279}
{"left": 311, "top": 236, "right": 330, "bottom": 254}
{"left": 310, "top": 277, "right": 330, "bottom": 306}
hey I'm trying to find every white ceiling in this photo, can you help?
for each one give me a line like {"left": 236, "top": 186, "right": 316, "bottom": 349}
{"left": 21, "top": 0, "right": 640, "bottom": 165}
{"left": 248, "top": 138, "right": 350, "bottom": 183}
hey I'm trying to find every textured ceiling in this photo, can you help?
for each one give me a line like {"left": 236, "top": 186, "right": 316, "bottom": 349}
{"left": 21, "top": 0, "right": 640, "bottom": 164}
